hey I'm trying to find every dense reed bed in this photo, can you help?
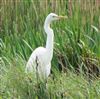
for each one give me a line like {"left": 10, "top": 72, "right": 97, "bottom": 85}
{"left": 0, "top": 0, "right": 100, "bottom": 98}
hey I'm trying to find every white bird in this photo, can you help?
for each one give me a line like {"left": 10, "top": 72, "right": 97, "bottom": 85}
{"left": 25, "top": 13, "right": 67, "bottom": 79}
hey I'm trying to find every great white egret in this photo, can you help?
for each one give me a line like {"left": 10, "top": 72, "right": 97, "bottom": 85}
{"left": 25, "top": 13, "right": 67, "bottom": 79}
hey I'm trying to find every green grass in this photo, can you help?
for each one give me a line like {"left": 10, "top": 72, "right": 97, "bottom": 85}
{"left": 0, "top": 0, "right": 100, "bottom": 99}
{"left": 0, "top": 56, "right": 100, "bottom": 99}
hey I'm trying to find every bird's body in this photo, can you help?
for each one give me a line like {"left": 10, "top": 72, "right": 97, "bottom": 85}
{"left": 25, "top": 13, "right": 67, "bottom": 79}
{"left": 25, "top": 47, "right": 51, "bottom": 78}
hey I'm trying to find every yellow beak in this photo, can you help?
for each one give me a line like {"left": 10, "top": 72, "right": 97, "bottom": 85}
{"left": 57, "top": 16, "right": 67, "bottom": 19}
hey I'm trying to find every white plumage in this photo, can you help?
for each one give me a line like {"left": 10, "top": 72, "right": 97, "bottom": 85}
{"left": 25, "top": 13, "right": 67, "bottom": 79}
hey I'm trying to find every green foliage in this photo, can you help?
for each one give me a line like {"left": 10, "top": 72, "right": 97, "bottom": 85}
{"left": 0, "top": 0, "right": 100, "bottom": 98}
{"left": 0, "top": 57, "right": 100, "bottom": 99}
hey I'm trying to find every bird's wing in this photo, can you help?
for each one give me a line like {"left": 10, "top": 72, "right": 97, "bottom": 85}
{"left": 25, "top": 47, "right": 46, "bottom": 73}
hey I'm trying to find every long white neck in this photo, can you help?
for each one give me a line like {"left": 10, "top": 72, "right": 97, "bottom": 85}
{"left": 44, "top": 19, "right": 54, "bottom": 61}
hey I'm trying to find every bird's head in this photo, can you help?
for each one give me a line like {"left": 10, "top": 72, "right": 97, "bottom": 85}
{"left": 46, "top": 13, "right": 67, "bottom": 22}
{"left": 44, "top": 13, "right": 67, "bottom": 32}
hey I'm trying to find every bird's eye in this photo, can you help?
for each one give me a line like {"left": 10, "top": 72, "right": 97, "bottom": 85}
{"left": 52, "top": 16, "right": 55, "bottom": 18}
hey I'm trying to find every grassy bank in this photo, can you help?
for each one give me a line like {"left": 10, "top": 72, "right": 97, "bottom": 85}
{"left": 0, "top": 0, "right": 100, "bottom": 98}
